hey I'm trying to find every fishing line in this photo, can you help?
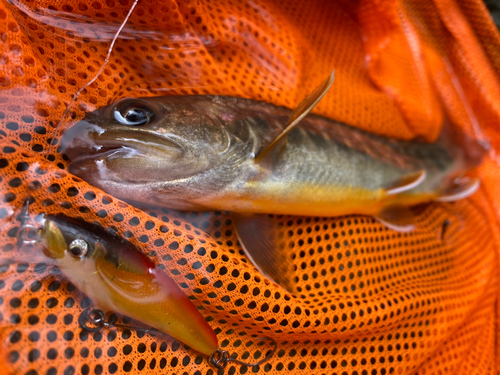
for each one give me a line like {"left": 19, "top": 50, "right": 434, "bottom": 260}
{"left": 14, "top": 0, "right": 140, "bottom": 296}
{"left": 45, "top": 0, "right": 140, "bottom": 159}
{"left": 16, "top": 198, "right": 37, "bottom": 249}
{"left": 19, "top": 1, "right": 139, "bottom": 247}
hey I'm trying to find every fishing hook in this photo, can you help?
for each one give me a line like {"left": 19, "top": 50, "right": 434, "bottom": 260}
{"left": 79, "top": 308, "right": 277, "bottom": 372}
{"left": 16, "top": 198, "right": 38, "bottom": 249}
{"left": 78, "top": 307, "right": 159, "bottom": 334}
{"left": 208, "top": 337, "right": 277, "bottom": 371}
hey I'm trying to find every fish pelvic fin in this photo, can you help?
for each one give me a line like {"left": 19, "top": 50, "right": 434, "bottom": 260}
{"left": 385, "top": 170, "right": 427, "bottom": 195}
{"left": 255, "top": 70, "right": 335, "bottom": 163}
{"left": 436, "top": 176, "right": 480, "bottom": 202}
{"left": 232, "top": 213, "right": 295, "bottom": 293}
{"left": 375, "top": 206, "right": 417, "bottom": 233}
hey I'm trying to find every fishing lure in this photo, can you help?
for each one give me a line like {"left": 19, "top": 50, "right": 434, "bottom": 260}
{"left": 9, "top": 203, "right": 277, "bottom": 371}
{"left": 40, "top": 214, "right": 218, "bottom": 356}
{"left": 60, "top": 71, "right": 485, "bottom": 288}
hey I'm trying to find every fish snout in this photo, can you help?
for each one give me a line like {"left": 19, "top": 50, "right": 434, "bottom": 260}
{"left": 60, "top": 117, "right": 104, "bottom": 161}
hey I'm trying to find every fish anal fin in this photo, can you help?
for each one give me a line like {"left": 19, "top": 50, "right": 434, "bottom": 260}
{"left": 436, "top": 177, "right": 480, "bottom": 202}
{"left": 385, "top": 170, "right": 427, "bottom": 195}
{"left": 255, "top": 70, "right": 335, "bottom": 162}
{"left": 232, "top": 213, "right": 294, "bottom": 292}
{"left": 375, "top": 206, "right": 417, "bottom": 233}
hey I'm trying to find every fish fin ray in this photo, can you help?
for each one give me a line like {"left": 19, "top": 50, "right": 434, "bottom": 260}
{"left": 436, "top": 177, "right": 480, "bottom": 202}
{"left": 375, "top": 206, "right": 417, "bottom": 232}
{"left": 385, "top": 170, "right": 426, "bottom": 195}
{"left": 232, "top": 213, "right": 295, "bottom": 292}
{"left": 255, "top": 70, "right": 335, "bottom": 162}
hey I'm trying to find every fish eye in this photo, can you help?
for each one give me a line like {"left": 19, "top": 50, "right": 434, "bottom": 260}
{"left": 68, "top": 239, "right": 88, "bottom": 258}
{"left": 114, "top": 101, "right": 155, "bottom": 126}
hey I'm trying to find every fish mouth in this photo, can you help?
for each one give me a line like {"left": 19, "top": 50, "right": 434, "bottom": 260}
{"left": 60, "top": 119, "right": 186, "bottom": 186}
{"left": 68, "top": 144, "right": 123, "bottom": 164}
{"left": 64, "top": 137, "right": 131, "bottom": 164}
{"left": 62, "top": 124, "right": 184, "bottom": 165}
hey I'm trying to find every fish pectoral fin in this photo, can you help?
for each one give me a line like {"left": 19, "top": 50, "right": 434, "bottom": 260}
{"left": 255, "top": 70, "right": 335, "bottom": 162}
{"left": 436, "top": 177, "right": 480, "bottom": 202}
{"left": 385, "top": 170, "right": 427, "bottom": 195}
{"left": 375, "top": 206, "right": 417, "bottom": 233}
{"left": 232, "top": 213, "right": 295, "bottom": 292}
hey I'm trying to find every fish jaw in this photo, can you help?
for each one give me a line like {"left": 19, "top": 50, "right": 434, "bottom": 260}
{"left": 61, "top": 117, "right": 107, "bottom": 161}
{"left": 62, "top": 116, "right": 191, "bottom": 180}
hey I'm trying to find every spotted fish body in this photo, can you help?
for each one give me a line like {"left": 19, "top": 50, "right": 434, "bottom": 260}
{"left": 61, "top": 94, "right": 484, "bottom": 219}
{"left": 41, "top": 214, "right": 218, "bottom": 356}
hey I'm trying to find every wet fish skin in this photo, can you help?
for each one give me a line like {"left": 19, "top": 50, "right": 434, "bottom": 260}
{"left": 41, "top": 214, "right": 218, "bottom": 356}
{"left": 61, "top": 95, "right": 483, "bottom": 217}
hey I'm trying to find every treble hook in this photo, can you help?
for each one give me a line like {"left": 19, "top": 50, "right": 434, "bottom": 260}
{"left": 78, "top": 308, "right": 277, "bottom": 372}
{"left": 16, "top": 198, "right": 38, "bottom": 249}
{"left": 209, "top": 337, "right": 277, "bottom": 371}
{"left": 78, "top": 308, "right": 159, "bottom": 335}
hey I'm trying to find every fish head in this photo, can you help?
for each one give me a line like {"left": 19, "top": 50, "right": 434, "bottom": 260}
{"left": 61, "top": 96, "right": 253, "bottom": 209}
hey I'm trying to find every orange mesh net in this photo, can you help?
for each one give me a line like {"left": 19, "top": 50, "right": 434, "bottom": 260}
{"left": 0, "top": 0, "right": 499, "bottom": 374}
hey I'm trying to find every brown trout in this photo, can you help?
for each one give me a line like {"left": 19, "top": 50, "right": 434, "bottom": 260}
{"left": 60, "top": 72, "right": 485, "bottom": 288}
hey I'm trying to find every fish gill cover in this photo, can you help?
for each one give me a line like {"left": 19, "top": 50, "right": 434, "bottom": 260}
{"left": 0, "top": 0, "right": 499, "bottom": 374}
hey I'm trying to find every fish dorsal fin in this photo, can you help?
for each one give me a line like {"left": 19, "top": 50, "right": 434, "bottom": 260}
{"left": 436, "top": 177, "right": 480, "bottom": 202}
{"left": 375, "top": 206, "right": 417, "bottom": 233}
{"left": 385, "top": 170, "right": 427, "bottom": 195}
{"left": 232, "top": 213, "right": 295, "bottom": 292}
{"left": 255, "top": 70, "right": 336, "bottom": 162}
